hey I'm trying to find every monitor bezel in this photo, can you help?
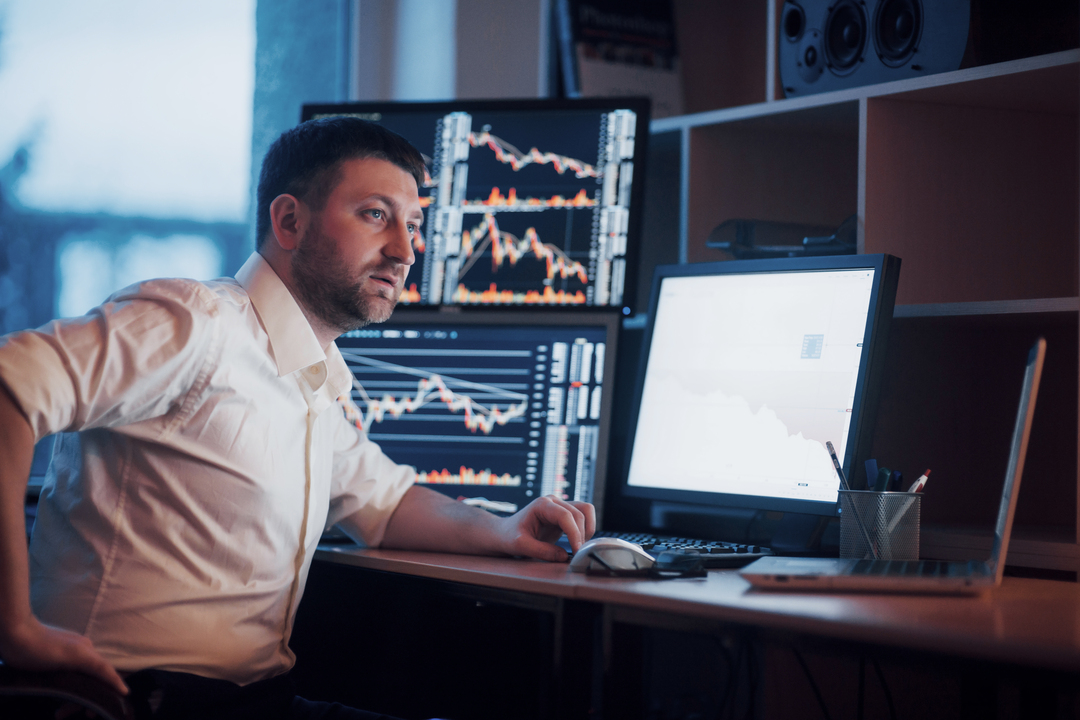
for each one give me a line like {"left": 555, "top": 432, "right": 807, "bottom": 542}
{"left": 619, "top": 253, "right": 900, "bottom": 518}
{"left": 342, "top": 308, "right": 621, "bottom": 523}
{"left": 300, "top": 97, "right": 652, "bottom": 314}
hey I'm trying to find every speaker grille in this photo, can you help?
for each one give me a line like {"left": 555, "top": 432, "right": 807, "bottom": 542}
{"left": 824, "top": 0, "right": 868, "bottom": 75}
{"left": 874, "top": 0, "right": 922, "bottom": 67}
{"left": 783, "top": 3, "right": 807, "bottom": 42}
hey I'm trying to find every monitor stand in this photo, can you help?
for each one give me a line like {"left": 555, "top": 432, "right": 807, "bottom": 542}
{"left": 769, "top": 512, "right": 830, "bottom": 555}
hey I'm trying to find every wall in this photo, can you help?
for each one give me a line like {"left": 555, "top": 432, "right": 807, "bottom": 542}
{"left": 249, "top": 0, "right": 353, "bottom": 247}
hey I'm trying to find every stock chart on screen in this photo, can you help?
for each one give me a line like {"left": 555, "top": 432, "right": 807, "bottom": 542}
{"left": 336, "top": 313, "right": 618, "bottom": 514}
{"left": 303, "top": 99, "right": 649, "bottom": 311}
{"left": 626, "top": 268, "right": 879, "bottom": 507}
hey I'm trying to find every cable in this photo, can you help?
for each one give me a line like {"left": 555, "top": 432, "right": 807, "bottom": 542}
{"left": 792, "top": 647, "right": 833, "bottom": 720}
{"left": 872, "top": 659, "right": 898, "bottom": 720}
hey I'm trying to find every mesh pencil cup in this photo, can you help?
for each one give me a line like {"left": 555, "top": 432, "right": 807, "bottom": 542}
{"left": 839, "top": 490, "right": 921, "bottom": 561}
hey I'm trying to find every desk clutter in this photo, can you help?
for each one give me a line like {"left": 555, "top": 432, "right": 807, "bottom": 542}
{"left": 839, "top": 490, "right": 922, "bottom": 562}
{"left": 837, "top": 459, "right": 928, "bottom": 561}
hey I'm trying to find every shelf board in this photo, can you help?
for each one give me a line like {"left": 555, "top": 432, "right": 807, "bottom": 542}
{"left": 882, "top": 53, "right": 1080, "bottom": 115}
{"left": 652, "top": 49, "right": 1080, "bottom": 134}
{"left": 894, "top": 297, "right": 1080, "bottom": 318}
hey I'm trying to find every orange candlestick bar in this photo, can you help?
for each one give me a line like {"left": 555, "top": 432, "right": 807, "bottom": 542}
{"left": 418, "top": 466, "right": 522, "bottom": 486}
{"left": 452, "top": 283, "right": 587, "bottom": 306}
{"left": 465, "top": 187, "right": 595, "bottom": 209}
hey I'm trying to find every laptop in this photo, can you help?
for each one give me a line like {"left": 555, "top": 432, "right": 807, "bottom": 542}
{"left": 739, "top": 337, "right": 1045, "bottom": 594}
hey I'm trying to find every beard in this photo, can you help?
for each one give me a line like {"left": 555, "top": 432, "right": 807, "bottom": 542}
{"left": 290, "top": 226, "right": 400, "bottom": 334}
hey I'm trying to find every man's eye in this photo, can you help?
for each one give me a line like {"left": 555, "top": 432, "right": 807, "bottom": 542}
{"left": 367, "top": 209, "right": 384, "bottom": 219}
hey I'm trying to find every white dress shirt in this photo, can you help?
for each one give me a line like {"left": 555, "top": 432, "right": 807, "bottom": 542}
{"left": 0, "top": 253, "right": 415, "bottom": 685}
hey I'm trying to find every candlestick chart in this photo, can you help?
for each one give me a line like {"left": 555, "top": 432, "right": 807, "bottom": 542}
{"left": 347, "top": 106, "right": 639, "bottom": 308}
{"left": 336, "top": 320, "right": 612, "bottom": 513}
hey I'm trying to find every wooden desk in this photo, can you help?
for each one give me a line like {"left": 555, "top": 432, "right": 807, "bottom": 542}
{"left": 294, "top": 546, "right": 1080, "bottom": 720}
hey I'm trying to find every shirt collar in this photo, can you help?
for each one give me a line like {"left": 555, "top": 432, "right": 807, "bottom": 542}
{"left": 234, "top": 253, "right": 326, "bottom": 378}
{"left": 236, "top": 253, "right": 355, "bottom": 397}
{"left": 323, "top": 342, "right": 354, "bottom": 398}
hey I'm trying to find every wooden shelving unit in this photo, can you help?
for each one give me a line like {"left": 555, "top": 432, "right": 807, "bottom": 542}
{"left": 647, "top": 2, "right": 1080, "bottom": 573}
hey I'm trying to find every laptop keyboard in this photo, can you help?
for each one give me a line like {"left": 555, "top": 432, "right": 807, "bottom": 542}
{"left": 587, "top": 532, "right": 774, "bottom": 569}
{"left": 850, "top": 559, "right": 991, "bottom": 577}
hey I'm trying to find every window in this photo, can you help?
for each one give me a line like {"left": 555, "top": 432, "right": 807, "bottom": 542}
{"left": 0, "top": 0, "right": 255, "bottom": 328}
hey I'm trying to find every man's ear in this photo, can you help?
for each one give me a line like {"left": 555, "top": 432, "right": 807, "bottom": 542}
{"left": 268, "top": 194, "right": 308, "bottom": 251}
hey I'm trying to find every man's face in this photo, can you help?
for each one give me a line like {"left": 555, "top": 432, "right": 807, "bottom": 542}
{"left": 291, "top": 157, "right": 421, "bottom": 333}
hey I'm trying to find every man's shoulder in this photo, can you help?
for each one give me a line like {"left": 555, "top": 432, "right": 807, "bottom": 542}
{"left": 107, "top": 276, "right": 252, "bottom": 319}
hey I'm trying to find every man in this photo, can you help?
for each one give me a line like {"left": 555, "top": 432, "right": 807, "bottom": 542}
{"left": 0, "top": 118, "right": 594, "bottom": 718}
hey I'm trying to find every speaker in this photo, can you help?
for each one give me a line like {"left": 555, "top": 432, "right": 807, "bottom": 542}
{"left": 780, "top": 0, "right": 971, "bottom": 96}
{"left": 781, "top": 1, "right": 1080, "bottom": 97}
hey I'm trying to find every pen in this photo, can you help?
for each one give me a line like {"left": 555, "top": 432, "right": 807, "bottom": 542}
{"left": 873, "top": 467, "right": 891, "bottom": 493}
{"left": 886, "top": 470, "right": 929, "bottom": 534}
{"left": 825, "top": 441, "right": 851, "bottom": 491}
{"left": 827, "top": 441, "right": 879, "bottom": 560}
{"left": 908, "top": 469, "right": 931, "bottom": 493}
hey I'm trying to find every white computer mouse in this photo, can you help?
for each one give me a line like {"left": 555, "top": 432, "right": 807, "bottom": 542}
{"left": 569, "top": 537, "right": 656, "bottom": 573}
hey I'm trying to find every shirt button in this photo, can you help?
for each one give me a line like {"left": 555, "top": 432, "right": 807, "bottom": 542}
{"left": 308, "top": 365, "right": 321, "bottom": 375}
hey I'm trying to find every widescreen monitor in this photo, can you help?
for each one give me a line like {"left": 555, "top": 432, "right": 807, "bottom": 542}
{"left": 622, "top": 254, "right": 901, "bottom": 517}
{"left": 302, "top": 98, "right": 650, "bottom": 313}
{"left": 336, "top": 311, "right": 619, "bottom": 518}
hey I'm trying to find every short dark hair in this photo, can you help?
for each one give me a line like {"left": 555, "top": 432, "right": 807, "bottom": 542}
{"left": 255, "top": 117, "right": 426, "bottom": 248}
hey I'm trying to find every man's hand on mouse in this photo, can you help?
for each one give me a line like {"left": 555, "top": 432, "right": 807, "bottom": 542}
{"left": 498, "top": 494, "right": 595, "bottom": 562}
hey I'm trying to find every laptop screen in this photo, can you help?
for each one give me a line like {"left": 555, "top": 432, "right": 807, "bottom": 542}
{"left": 989, "top": 338, "right": 1045, "bottom": 579}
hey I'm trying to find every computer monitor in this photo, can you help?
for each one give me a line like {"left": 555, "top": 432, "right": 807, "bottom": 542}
{"left": 301, "top": 98, "right": 650, "bottom": 313}
{"left": 622, "top": 254, "right": 901, "bottom": 518}
{"left": 336, "top": 311, "right": 619, "bottom": 517}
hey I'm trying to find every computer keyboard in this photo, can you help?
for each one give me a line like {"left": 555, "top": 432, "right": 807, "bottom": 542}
{"left": 579, "top": 532, "right": 774, "bottom": 569}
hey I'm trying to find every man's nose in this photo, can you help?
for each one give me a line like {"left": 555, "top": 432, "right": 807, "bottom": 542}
{"left": 386, "top": 221, "right": 416, "bottom": 266}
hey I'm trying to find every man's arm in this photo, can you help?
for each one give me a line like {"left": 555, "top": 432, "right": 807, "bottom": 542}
{"left": 0, "top": 385, "right": 128, "bottom": 694}
{"left": 378, "top": 485, "right": 595, "bottom": 562}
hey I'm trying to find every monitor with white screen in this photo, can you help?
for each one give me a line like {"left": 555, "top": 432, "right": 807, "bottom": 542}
{"left": 336, "top": 311, "right": 619, "bottom": 518}
{"left": 302, "top": 98, "right": 650, "bottom": 313}
{"left": 622, "top": 254, "right": 900, "bottom": 517}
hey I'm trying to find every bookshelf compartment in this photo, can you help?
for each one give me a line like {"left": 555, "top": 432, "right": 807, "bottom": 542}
{"left": 863, "top": 92, "right": 1079, "bottom": 305}
{"left": 686, "top": 102, "right": 859, "bottom": 263}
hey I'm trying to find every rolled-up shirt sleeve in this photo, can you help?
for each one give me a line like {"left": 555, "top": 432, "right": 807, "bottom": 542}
{"left": 325, "top": 411, "right": 416, "bottom": 548}
{"left": 0, "top": 279, "right": 219, "bottom": 442}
